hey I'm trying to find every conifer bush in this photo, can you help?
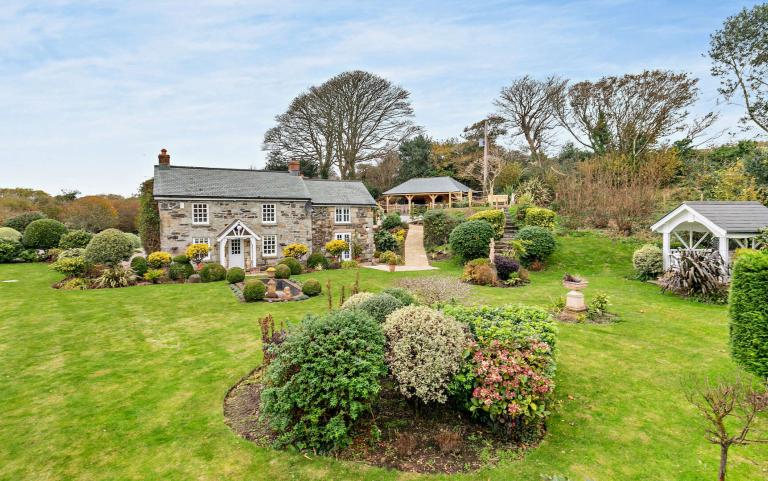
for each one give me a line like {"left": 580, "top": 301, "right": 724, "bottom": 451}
{"left": 729, "top": 250, "right": 768, "bottom": 378}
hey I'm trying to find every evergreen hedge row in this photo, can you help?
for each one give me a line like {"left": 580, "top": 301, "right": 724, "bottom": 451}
{"left": 729, "top": 250, "right": 768, "bottom": 378}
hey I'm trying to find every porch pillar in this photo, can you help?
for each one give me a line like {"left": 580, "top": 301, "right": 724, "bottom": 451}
{"left": 718, "top": 236, "right": 730, "bottom": 268}
{"left": 250, "top": 237, "right": 257, "bottom": 271}
{"left": 662, "top": 231, "right": 671, "bottom": 270}
{"left": 219, "top": 239, "right": 228, "bottom": 268}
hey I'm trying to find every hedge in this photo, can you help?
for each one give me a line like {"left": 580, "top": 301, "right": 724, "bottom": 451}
{"left": 523, "top": 207, "right": 556, "bottom": 229}
{"left": 729, "top": 250, "right": 768, "bottom": 378}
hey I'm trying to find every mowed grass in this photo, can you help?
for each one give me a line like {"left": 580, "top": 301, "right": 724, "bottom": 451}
{"left": 0, "top": 232, "right": 766, "bottom": 481}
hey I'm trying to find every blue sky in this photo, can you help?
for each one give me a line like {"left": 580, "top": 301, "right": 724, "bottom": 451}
{"left": 0, "top": 0, "right": 762, "bottom": 196}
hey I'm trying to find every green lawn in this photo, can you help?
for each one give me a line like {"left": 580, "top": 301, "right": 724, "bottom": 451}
{"left": 1, "top": 232, "right": 766, "bottom": 481}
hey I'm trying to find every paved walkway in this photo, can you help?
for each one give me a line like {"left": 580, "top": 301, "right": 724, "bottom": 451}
{"left": 365, "top": 224, "right": 437, "bottom": 272}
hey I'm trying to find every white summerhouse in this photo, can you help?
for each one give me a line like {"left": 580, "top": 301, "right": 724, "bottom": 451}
{"left": 651, "top": 201, "right": 768, "bottom": 271}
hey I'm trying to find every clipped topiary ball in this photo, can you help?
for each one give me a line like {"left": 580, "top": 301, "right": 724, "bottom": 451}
{"left": 226, "top": 267, "right": 246, "bottom": 284}
{"left": 58, "top": 229, "right": 93, "bottom": 249}
{"left": 278, "top": 257, "right": 302, "bottom": 275}
{"left": 130, "top": 256, "right": 148, "bottom": 277}
{"left": 243, "top": 279, "right": 266, "bottom": 301}
{"left": 274, "top": 263, "right": 291, "bottom": 279}
{"left": 516, "top": 226, "right": 556, "bottom": 265}
{"left": 356, "top": 293, "right": 404, "bottom": 322}
{"left": 301, "top": 278, "right": 322, "bottom": 296}
{"left": 449, "top": 220, "right": 496, "bottom": 263}
{"left": 199, "top": 262, "right": 227, "bottom": 282}
{"left": 632, "top": 244, "right": 663, "bottom": 280}
{"left": 85, "top": 228, "right": 133, "bottom": 266}
{"left": 22, "top": 219, "right": 68, "bottom": 250}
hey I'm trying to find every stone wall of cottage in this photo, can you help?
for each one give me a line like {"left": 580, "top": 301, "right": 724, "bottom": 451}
{"left": 310, "top": 206, "right": 375, "bottom": 261}
{"left": 157, "top": 199, "right": 312, "bottom": 269}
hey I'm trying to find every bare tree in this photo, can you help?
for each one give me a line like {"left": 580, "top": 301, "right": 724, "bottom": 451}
{"left": 685, "top": 376, "right": 768, "bottom": 481}
{"left": 552, "top": 70, "right": 700, "bottom": 158}
{"left": 495, "top": 75, "right": 567, "bottom": 164}
{"left": 264, "top": 71, "right": 418, "bottom": 179}
{"left": 709, "top": 4, "right": 768, "bottom": 134}
{"left": 462, "top": 151, "right": 506, "bottom": 196}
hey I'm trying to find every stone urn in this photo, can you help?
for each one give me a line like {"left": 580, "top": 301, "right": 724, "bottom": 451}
{"left": 563, "top": 275, "right": 588, "bottom": 312}
{"left": 266, "top": 267, "right": 276, "bottom": 279}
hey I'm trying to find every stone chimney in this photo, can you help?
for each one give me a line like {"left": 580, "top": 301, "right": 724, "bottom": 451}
{"left": 158, "top": 148, "right": 170, "bottom": 167}
{"left": 288, "top": 159, "right": 300, "bottom": 176}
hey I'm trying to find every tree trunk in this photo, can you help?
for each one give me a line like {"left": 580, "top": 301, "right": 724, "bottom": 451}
{"left": 718, "top": 445, "right": 728, "bottom": 481}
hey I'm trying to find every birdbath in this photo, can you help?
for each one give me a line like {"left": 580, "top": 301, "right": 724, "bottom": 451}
{"left": 266, "top": 278, "right": 278, "bottom": 298}
{"left": 563, "top": 274, "right": 588, "bottom": 313}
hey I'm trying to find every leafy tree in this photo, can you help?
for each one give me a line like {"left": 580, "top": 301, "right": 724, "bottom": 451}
{"left": 397, "top": 135, "right": 434, "bottom": 182}
{"left": 3, "top": 211, "right": 46, "bottom": 232}
{"left": 264, "top": 70, "right": 419, "bottom": 179}
{"left": 62, "top": 196, "right": 118, "bottom": 232}
{"left": 137, "top": 179, "right": 160, "bottom": 253}
{"left": 710, "top": 4, "right": 768, "bottom": 134}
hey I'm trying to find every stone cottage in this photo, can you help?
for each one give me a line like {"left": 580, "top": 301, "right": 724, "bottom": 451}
{"left": 152, "top": 150, "right": 376, "bottom": 270}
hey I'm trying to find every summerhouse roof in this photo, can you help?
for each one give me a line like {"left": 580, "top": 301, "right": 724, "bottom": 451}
{"left": 382, "top": 176, "right": 472, "bottom": 195}
{"left": 651, "top": 201, "right": 768, "bottom": 235}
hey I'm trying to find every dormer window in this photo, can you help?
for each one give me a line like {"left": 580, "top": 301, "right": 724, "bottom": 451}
{"left": 335, "top": 206, "right": 351, "bottom": 224}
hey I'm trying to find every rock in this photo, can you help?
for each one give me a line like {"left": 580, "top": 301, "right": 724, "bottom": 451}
{"left": 187, "top": 274, "right": 202, "bottom": 283}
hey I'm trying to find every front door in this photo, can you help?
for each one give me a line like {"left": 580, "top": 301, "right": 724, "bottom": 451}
{"left": 335, "top": 233, "right": 352, "bottom": 261}
{"left": 229, "top": 238, "right": 245, "bottom": 268}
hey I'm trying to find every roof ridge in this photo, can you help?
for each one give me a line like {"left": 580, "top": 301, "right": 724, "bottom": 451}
{"left": 157, "top": 164, "right": 290, "bottom": 174}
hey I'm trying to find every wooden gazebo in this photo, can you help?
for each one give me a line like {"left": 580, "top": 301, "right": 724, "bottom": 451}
{"left": 381, "top": 176, "right": 474, "bottom": 215}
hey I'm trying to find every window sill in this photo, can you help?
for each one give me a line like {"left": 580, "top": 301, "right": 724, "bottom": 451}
{"left": 262, "top": 254, "right": 277, "bottom": 258}
{"left": 192, "top": 222, "right": 210, "bottom": 226}
{"left": 335, "top": 221, "right": 352, "bottom": 225}
{"left": 261, "top": 222, "right": 277, "bottom": 226}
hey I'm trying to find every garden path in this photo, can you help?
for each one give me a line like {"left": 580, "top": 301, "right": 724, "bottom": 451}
{"left": 364, "top": 224, "right": 436, "bottom": 271}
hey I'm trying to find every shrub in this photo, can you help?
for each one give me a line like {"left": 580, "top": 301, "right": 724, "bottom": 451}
{"left": 0, "top": 227, "right": 22, "bottom": 243}
{"left": 3, "top": 211, "right": 45, "bottom": 232}
{"left": 301, "top": 279, "right": 322, "bottom": 296}
{"left": 342, "top": 292, "right": 375, "bottom": 308}
{"left": 381, "top": 287, "right": 416, "bottom": 306}
{"left": 383, "top": 306, "right": 467, "bottom": 404}
{"left": 659, "top": 250, "right": 728, "bottom": 303}
{"left": 374, "top": 230, "right": 398, "bottom": 253}
{"left": 60, "top": 277, "right": 90, "bottom": 290}
{"left": 22, "top": 219, "right": 67, "bottom": 250}
{"left": 58, "top": 229, "right": 92, "bottom": 249}
{"left": 260, "top": 309, "right": 386, "bottom": 452}
{"left": 392, "top": 228, "right": 406, "bottom": 247}
{"left": 19, "top": 250, "right": 39, "bottom": 263}
{"left": 143, "top": 268, "right": 165, "bottom": 284}
{"left": 468, "top": 209, "right": 505, "bottom": 239}
{"left": 282, "top": 243, "right": 308, "bottom": 259}
{"left": 355, "top": 293, "right": 403, "bottom": 322}
{"left": 274, "top": 264, "right": 291, "bottom": 279}
{"left": 461, "top": 258, "right": 497, "bottom": 286}
{"left": 443, "top": 304, "right": 558, "bottom": 351}
{"left": 423, "top": 210, "right": 462, "bottom": 248}
{"left": 243, "top": 280, "right": 266, "bottom": 301}
{"left": 226, "top": 267, "right": 246, "bottom": 284}
{"left": 324, "top": 239, "right": 349, "bottom": 258}
{"left": 50, "top": 257, "right": 91, "bottom": 277}
{"left": 516, "top": 226, "right": 556, "bottom": 264}
{"left": 340, "top": 259, "right": 358, "bottom": 269}
{"left": 524, "top": 207, "right": 556, "bottom": 229}
{"left": 124, "top": 232, "right": 142, "bottom": 250}
{"left": 85, "top": 228, "right": 134, "bottom": 266}
{"left": 130, "top": 256, "right": 148, "bottom": 277}
{"left": 199, "top": 262, "right": 226, "bottom": 282}
{"left": 58, "top": 248, "right": 86, "bottom": 259}
{"left": 44, "top": 248, "right": 62, "bottom": 262}
{"left": 186, "top": 243, "right": 210, "bottom": 266}
{"left": 169, "top": 261, "right": 194, "bottom": 281}
{"left": 449, "top": 220, "right": 495, "bottom": 263}
{"left": 396, "top": 276, "right": 471, "bottom": 306}
{"left": 729, "top": 250, "right": 768, "bottom": 377}
{"left": 494, "top": 255, "right": 520, "bottom": 281}
{"left": 307, "top": 252, "right": 330, "bottom": 269}
{"left": 172, "top": 254, "right": 189, "bottom": 263}
{"left": 278, "top": 257, "right": 302, "bottom": 275}
{"left": 147, "top": 251, "right": 172, "bottom": 268}
{"left": 94, "top": 265, "right": 133, "bottom": 288}
{"left": 632, "top": 244, "right": 664, "bottom": 280}
{"left": 0, "top": 239, "right": 23, "bottom": 263}
{"left": 381, "top": 212, "right": 403, "bottom": 230}
{"left": 378, "top": 250, "right": 400, "bottom": 265}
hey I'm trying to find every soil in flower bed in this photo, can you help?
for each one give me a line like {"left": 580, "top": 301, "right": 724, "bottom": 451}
{"left": 223, "top": 371, "right": 542, "bottom": 474}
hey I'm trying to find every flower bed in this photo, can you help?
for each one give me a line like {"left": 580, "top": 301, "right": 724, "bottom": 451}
{"left": 229, "top": 278, "right": 308, "bottom": 302}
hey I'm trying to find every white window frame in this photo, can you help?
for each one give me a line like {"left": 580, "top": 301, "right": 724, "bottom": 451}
{"left": 335, "top": 232, "right": 352, "bottom": 261}
{"left": 192, "top": 203, "right": 209, "bottom": 225}
{"left": 191, "top": 237, "right": 212, "bottom": 260}
{"left": 261, "top": 204, "right": 276, "bottom": 224}
{"left": 335, "top": 206, "right": 351, "bottom": 224}
{"left": 262, "top": 235, "right": 277, "bottom": 257}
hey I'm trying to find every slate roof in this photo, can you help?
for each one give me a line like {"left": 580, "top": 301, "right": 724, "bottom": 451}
{"left": 304, "top": 179, "right": 377, "bottom": 205}
{"left": 382, "top": 176, "right": 472, "bottom": 195}
{"left": 683, "top": 201, "right": 768, "bottom": 233}
{"left": 153, "top": 165, "right": 374, "bottom": 205}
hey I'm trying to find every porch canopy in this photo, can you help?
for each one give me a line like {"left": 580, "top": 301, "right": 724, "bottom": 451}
{"left": 216, "top": 219, "right": 260, "bottom": 269}
{"left": 381, "top": 176, "right": 473, "bottom": 214}
{"left": 651, "top": 201, "right": 768, "bottom": 270}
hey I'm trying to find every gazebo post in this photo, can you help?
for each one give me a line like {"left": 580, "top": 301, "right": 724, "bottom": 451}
{"left": 385, "top": 196, "right": 389, "bottom": 214}
{"left": 718, "top": 236, "right": 729, "bottom": 268}
{"left": 448, "top": 192, "right": 453, "bottom": 208}
{"left": 468, "top": 191, "right": 473, "bottom": 207}
{"left": 406, "top": 195, "right": 413, "bottom": 216}
{"left": 429, "top": 194, "right": 437, "bottom": 209}
{"left": 662, "top": 231, "right": 670, "bottom": 270}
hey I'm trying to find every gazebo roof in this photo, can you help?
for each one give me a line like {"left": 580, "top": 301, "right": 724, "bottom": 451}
{"left": 382, "top": 176, "right": 472, "bottom": 195}
{"left": 651, "top": 201, "right": 768, "bottom": 235}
